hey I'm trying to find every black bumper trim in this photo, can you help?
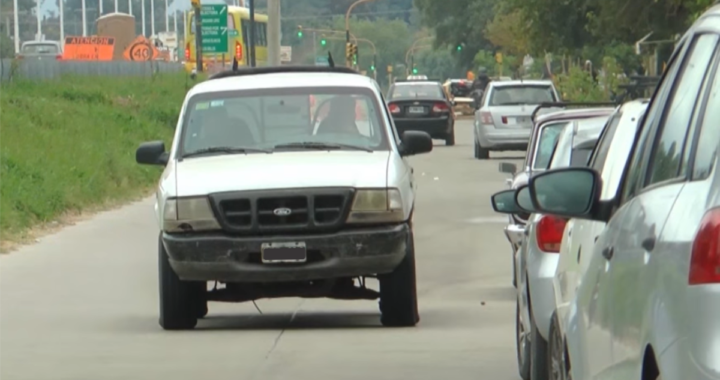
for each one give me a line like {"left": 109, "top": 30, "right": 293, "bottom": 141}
{"left": 162, "top": 223, "right": 410, "bottom": 283}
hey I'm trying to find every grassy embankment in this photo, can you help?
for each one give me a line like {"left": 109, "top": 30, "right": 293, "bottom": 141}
{"left": 0, "top": 73, "right": 193, "bottom": 250}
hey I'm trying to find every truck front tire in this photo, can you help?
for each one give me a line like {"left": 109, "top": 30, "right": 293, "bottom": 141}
{"left": 378, "top": 232, "right": 420, "bottom": 327}
{"left": 158, "top": 235, "right": 204, "bottom": 330}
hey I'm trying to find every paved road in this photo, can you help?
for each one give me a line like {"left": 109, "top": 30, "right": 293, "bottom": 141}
{"left": 0, "top": 119, "right": 526, "bottom": 380}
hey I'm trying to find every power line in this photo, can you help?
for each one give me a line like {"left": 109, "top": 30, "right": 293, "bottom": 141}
{"left": 281, "top": 9, "right": 417, "bottom": 21}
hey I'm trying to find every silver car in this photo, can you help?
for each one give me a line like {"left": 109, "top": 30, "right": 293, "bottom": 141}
{"left": 473, "top": 80, "right": 561, "bottom": 159}
{"left": 17, "top": 40, "right": 62, "bottom": 60}
{"left": 497, "top": 108, "right": 616, "bottom": 287}
{"left": 492, "top": 115, "right": 611, "bottom": 380}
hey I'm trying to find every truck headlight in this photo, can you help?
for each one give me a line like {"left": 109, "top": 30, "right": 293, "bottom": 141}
{"left": 163, "top": 197, "right": 221, "bottom": 232}
{"left": 346, "top": 189, "right": 405, "bottom": 224}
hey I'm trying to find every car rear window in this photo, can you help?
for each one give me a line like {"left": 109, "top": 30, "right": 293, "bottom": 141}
{"left": 390, "top": 84, "right": 443, "bottom": 99}
{"left": 489, "top": 85, "right": 556, "bottom": 106}
{"left": 21, "top": 44, "right": 59, "bottom": 54}
{"left": 533, "top": 121, "right": 569, "bottom": 169}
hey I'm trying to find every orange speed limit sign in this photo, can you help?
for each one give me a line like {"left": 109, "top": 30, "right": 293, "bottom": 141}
{"left": 123, "top": 35, "right": 159, "bottom": 61}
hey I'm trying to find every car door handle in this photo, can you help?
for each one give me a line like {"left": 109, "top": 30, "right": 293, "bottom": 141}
{"left": 641, "top": 236, "right": 656, "bottom": 252}
{"left": 602, "top": 246, "right": 614, "bottom": 261}
{"left": 567, "top": 228, "right": 572, "bottom": 237}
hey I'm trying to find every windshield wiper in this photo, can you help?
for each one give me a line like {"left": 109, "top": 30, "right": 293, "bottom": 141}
{"left": 182, "top": 146, "right": 272, "bottom": 158}
{"left": 273, "top": 142, "right": 372, "bottom": 152}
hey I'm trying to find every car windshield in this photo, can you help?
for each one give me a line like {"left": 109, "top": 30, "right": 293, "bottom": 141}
{"left": 390, "top": 84, "right": 443, "bottom": 99}
{"left": 21, "top": 43, "right": 59, "bottom": 54}
{"left": 180, "top": 87, "right": 388, "bottom": 157}
{"left": 533, "top": 121, "right": 569, "bottom": 169}
{"left": 489, "top": 85, "right": 556, "bottom": 106}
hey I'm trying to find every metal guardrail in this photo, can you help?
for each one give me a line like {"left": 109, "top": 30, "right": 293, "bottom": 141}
{"left": 0, "top": 59, "right": 185, "bottom": 81}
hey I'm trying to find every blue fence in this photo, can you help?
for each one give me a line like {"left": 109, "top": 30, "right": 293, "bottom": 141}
{"left": 0, "top": 59, "right": 185, "bottom": 81}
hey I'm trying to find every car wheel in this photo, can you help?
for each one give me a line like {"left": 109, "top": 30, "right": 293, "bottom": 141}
{"left": 194, "top": 284, "right": 208, "bottom": 319}
{"left": 378, "top": 231, "right": 420, "bottom": 327}
{"left": 548, "top": 312, "right": 569, "bottom": 380}
{"left": 474, "top": 140, "right": 480, "bottom": 158}
{"left": 445, "top": 130, "right": 455, "bottom": 146}
{"left": 512, "top": 253, "right": 518, "bottom": 288}
{"left": 158, "top": 235, "right": 202, "bottom": 330}
{"left": 476, "top": 144, "right": 490, "bottom": 159}
{"left": 516, "top": 302, "right": 531, "bottom": 380}
{"left": 529, "top": 305, "right": 550, "bottom": 380}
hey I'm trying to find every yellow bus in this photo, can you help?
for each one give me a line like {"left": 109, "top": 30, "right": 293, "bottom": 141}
{"left": 184, "top": 6, "right": 268, "bottom": 71}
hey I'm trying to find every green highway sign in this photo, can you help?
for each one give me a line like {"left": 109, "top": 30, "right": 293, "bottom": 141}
{"left": 200, "top": 4, "right": 228, "bottom": 53}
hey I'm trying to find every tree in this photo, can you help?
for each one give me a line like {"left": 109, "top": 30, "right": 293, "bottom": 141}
{"left": 413, "top": 0, "right": 497, "bottom": 66}
{"left": 484, "top": 9, "right": 529, "bottom": 56}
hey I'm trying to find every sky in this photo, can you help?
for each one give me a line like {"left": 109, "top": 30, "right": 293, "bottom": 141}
{"left": 40, "top": 0, "right": 234, "bottom": 16}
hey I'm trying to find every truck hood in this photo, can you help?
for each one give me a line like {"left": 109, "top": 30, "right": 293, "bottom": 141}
{"left": 173, "top": 151, "right": 390, "bottom": 196}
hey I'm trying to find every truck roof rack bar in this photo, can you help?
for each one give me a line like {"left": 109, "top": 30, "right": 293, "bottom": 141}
{"left": 208, "top": 66, "right": 359, "bottom": 80}
{"left": 531, "top": 101, "right": 619, "bottom": 122}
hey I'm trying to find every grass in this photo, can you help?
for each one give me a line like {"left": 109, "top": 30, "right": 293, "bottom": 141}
{"left": 0, "top": 73, "right": 193, "bottom": 247}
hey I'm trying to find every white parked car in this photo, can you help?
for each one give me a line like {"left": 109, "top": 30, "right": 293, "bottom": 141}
{"left": 135, "top": 66, "right": 433, "bottom": 330}
{"left": 549, "top": 99, "right": 648, "bottom": 379}
{"left": 491, "top": 114, "right": 611, "bottom": 380}
{"left": 518, "top": 6, "right": 720, "bottom": 379}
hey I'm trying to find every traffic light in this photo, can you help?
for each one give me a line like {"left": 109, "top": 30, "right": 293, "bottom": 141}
{"left": 351, "top": 44, "right": 359, "bottom": 65}
{"left": 456, "top": 44, "right": 462, "bottom": 51}
{"left": 345, "top": 43, "right": 353, "bottom": 62}
{"left": 320, "top": 38, "right": 327, "bottom": 46}
{"left": 296, "top": 26, "right": 303, "bottom": 38}
{"left": 412, "top": 66, "right": 418, "bottom": 74}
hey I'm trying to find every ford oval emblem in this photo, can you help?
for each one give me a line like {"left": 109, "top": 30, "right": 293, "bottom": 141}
{"left": 273, "top": 207, "right": 292, "bottom": 216}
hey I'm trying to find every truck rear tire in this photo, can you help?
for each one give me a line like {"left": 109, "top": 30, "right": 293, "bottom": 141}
{"left": 378, "top": 232, "right": 420, "bottom": 327}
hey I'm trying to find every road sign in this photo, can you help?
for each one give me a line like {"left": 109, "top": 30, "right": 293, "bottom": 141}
{"left": 200, "top": 4, "right": 228, "bottom": 53}
{"left": 123, "top": 35, "right": 159, "bottom": 61}
{"left": 315, "top": 56, "right": 329, "bottom": 66}
{"left": 62, "top": 36, "right": 115, "bottom": 61}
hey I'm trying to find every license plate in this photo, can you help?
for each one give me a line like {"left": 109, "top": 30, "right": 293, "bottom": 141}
{"left": 408, "top": 106, "right": 425, "bottom": 114}
{"left": 261, "top": 242, "right": 307, "bottom": 263}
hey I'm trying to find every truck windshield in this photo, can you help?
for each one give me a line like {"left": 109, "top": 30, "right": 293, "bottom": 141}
{"left": 180, "top": 87, "right": 389, "bottom": 157}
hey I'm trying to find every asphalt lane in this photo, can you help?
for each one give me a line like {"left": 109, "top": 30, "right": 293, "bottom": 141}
{"left": 0, "top": 119, "right": 526, "bottom": 380}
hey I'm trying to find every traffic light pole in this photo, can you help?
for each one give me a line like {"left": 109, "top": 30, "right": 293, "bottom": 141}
{"left": 193, "top": 2, "right": 203, "bottom": 72}
{"left": 249, "top": 0, "right": 256, "bottom": 67}
{"left": 345, "top": 30, "right": 351, "bottom": 67}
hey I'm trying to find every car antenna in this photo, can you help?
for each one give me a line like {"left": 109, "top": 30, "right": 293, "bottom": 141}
{"left": 232, "top": 57, "right": 239, "bottom": 71}
{"left": 327, "top": 51, "right": 335, "bottom": 68}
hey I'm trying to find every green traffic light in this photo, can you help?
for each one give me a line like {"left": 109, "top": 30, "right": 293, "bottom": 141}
{"left": 297, "top": 31, "right": 303, "bottom": 38}
{"left": 321, "top": 39, "right": 327, "bottom": 46}
{"left": 370, "top": 65, "right": 375, "bottom": 71}
{"left": 412, "top": 68, "right": 418, "bottom": 74}
{"left": 457, "top": 45, "right": 462, "bottom": 51}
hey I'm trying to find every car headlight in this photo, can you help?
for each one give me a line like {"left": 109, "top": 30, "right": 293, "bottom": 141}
{"left": 163, "top": 197, "right": 221, "bottom": 233}
{"left": 346, "top": 189, "right": 405, "bottom": 224}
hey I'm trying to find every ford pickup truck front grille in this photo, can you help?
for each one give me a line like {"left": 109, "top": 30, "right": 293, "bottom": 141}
{"left": 210, "top": 188, "right": 354, "bottom": 234}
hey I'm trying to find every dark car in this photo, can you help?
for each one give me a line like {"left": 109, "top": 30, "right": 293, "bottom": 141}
{"left": 387, "top": 80, "right": 456, "bottom": 145}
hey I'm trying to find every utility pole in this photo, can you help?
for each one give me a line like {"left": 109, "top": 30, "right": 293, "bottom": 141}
{"left": 141, "top": 0, "right": 146, "bottom": 36}
{"left": 13, "top": 0, "right": 19, "bottom": 52}
{"left": 248, "top": 0, "right": 255, "bottom": 66}
{"left": 80, "top": 0, "right": 86, "bottom": 36}
{"left": 266, "top": 0, "right": 281, "bottom": 66}
{"left": 59, "top": 0, "right": 65, "bottom": 46}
